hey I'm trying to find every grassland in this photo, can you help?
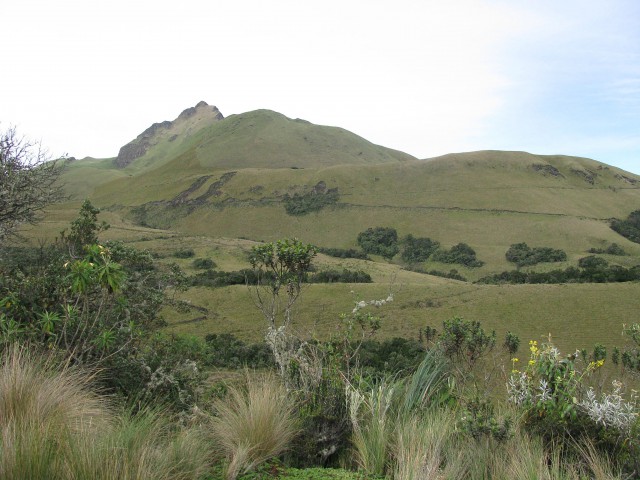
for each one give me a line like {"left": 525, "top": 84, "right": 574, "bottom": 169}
{"left": 22, "top": 107, "right": 640, "bottom": 357}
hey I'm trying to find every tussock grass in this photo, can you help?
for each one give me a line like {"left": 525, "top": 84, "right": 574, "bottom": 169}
{"left": 209, "top": 372, "right": 298, "bottom": 480}
{"left": 0, "top": 345, "right": 212, "bottom": 480}
{"left": 348, "top": 380, "right": 396, "bottom": 476}
{"left": 0, "top": 345, "right": 109, "bottom": 479}
{"left": 393, "top": 411, "right": 454, "bottom": 480}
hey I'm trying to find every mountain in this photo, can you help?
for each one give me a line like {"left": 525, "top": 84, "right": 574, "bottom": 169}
{"left": 23, "top": 102, "right": 640, "bottom": 351}
{"left": 115, "top": 101, "right": 224, "bottom": 168}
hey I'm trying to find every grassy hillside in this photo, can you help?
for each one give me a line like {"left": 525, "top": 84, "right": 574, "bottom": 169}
{"left": 25, "top": 104, "right": 640, "bottom": 353}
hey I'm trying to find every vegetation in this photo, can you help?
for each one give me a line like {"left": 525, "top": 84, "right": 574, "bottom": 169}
{"left": 210, "top": 373, "right": 298, "bottom": 480}
{"left": 309, "top": 269, "right": 372, "bottom": 284}
{"left": 432, "top": 242, "right": 484, "bottom": 267}
{"left": 478, "top": 257, "right": 640, "bottom": 284}
{"left": 284, "top": 189, "right": 339, "bottom": 215}
{"left": 400, "top": 234, "right": 440, "bottom": 263}
{"left": 588, "top": 243, "right": 627, "bottom": 255}
{"left": 193, "top": 257, "right": 216, "bottom": 269}
{"left": 505, "top": 242, "right": 567, "bottom": 267}
{"left": 318, "top": 247, "right": 370, "bottom": 260}
{"left": 357, "top": 227, "right": 399, "bottom": 260}
{"left": 611, "top": 210, "right": 640, "bottom": 244}
{"left": 6, "top": 108, "right": 640, "bottom": 478}
{"left": 0, "top": 127, "right": 65, "bottom": 242}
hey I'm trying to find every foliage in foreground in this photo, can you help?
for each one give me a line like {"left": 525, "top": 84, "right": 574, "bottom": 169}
{"left": 0, "top": 345, "right": 211, "bottom": 480}
{"left": 209, "top": 372, "right": 298, "bottom": 480}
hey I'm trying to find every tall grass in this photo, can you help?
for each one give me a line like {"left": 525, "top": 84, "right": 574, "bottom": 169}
{"left": 0, "top": 345, "right": 109, "bottom": 479}
{"left": 209, "top": 372, "right": 298, "bottom": 480}
{"left": 348, "top": 350, "right": 451, "bottom": 478}
{"left": 0, "top": 345, "right": 212, "bottom": 480}
{"left": 393, "top": 411, "right": 454, "bottom": 480}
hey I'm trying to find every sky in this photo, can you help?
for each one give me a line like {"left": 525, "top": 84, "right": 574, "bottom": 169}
{"left": 2, "top": 0, "right": 639, "bottom": 174}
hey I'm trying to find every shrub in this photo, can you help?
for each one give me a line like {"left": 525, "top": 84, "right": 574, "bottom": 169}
{"left": 284, "top": 189, "right": 339, "bottom": 216}
{"left": 192, "top": 258, "right": 216, "bottom": 269}
{"left": 317, "top": 247, "right": 370, "bottom": 260}
{"left": 209, "top": 373, "right": 298, "bottom": 480}
{"left": 205, "top": 333, "right": 274, "bottom": 369}
{"left": 309, "top": 269, "right": 372, "bottom": 284}
{"left": 174, "top": 248, "right": 195, "bottom": 258}
{"left": 404, "top": 265, "right": 467, "bottom": 281}
{"left": 400, "top": 235, "right": 440, "bottom": 263}
{"left": 505, "top": 242, "right": 567, "bottom": 267}
{"left": 357, "top": 227, "right": 399, "bottom": 260}
{"left": 611, "top": 210, "right": 640, "bottom": 244}
{"left": 432, "top": 243, "right": 484, "bottom": 267}
{"left": 588, "top": 243, "right": 626, "bottom": 256}
{"left": 356, "top": 338, "right": 425, "bottom": 376}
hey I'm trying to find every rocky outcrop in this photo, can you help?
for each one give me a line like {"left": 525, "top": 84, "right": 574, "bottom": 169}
{"left": 114, "top": 102, "right": 224, "bottom": 168}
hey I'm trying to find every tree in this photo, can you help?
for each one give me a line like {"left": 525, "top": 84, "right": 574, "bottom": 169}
{"left": 0, "top": 126, "right": 65, "bottom": 241}
{"left": 357, "top": 227, "right": 399, "bottom": 260}
{"left": 62, "top": 199, "right": 109, "bottom": 255}
{"left": 401, "top": 234, "right": 439, "bottom": 263}
{"left": 248, "top": 238, "right": 317, "bottom": 379}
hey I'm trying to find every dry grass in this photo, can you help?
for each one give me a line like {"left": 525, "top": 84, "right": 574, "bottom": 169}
{"left": 209, "top": 372, "right": 298, "bottom": 480}
{"left": 0, "top": 345, "right": 212, "bottom": 480}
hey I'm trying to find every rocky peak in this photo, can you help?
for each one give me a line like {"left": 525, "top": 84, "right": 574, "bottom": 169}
{"left": 114, "top": 101, "right": 224, "bottom": 168}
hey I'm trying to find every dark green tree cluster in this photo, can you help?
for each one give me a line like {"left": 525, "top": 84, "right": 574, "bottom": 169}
{"left": 284, "top": 189, "right": 339, "bottom": 216}
{"left": 505, "top": 242, "right": 567, "bottom": 267}
{"left": 357, "top": 227, "right": 399, "bottom": 260}
{"left": 587, "top": 243, "right": 626, "bottom": 255}
{"left": 432, "top": 243, "right": 484, "bottom": 267}
{"left": 401, "top": 234, "right": 440, "bottom": 263}
{"left": 309, "top": 269, "right": 372, "bottom": 284}
{"left": 318, "top": 247, "right": 370, "bottom": 260}
{"left": 478, "top": 255, "right": 640, "bottom": 284}
{"left": 611, "top": 210, "right": 640, "bottom": 244}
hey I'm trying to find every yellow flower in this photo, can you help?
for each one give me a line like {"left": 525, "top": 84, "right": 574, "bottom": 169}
{"left": 512, "top": 358, "right": 519, "bottom": 363}
{"left": 528, "top": 360, "right": 536, "bottom": 366}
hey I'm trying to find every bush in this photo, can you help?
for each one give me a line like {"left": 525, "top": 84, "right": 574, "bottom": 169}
{"left": 404, "top": 265, "right": 467, "bottom": 281}
{"left": 205, "top": 333, "right": 274, "bottom": 369}
{"left": 356, "top": 338, "right": 426, "bottom": 376}
{"left": 357, "top": 227, "right": 399, "bottom": 260}
{"left": 284, "top": 189, "right": 339, "bottom": 216}
{"left": 477, "top": 261, "right": 640, "bottom": 285}
{"left": 505, "top": 243, "right": 567, "bottom": 267}
{"left": 318, "top": 247, "right": 370, "bottom": 260}
{"left": 432, "top": 243, "right": 484, "bottom": 267}
{"left": 174, "top": 248, "right": 195, "bottom": 258}
{"left": 611, "top": 210, "right": 640, "bottom": 244}
{"left": 190, "top": 268, "right": 265, "bottom": 287}
{"left": 401, "top": 235, "right": 440, "bottom": 263}
{"left": 192, "top": 258, "right": 216, "bottom": 269}
{"left": 588, "top": 243, "right": 626, "bottom": 256}
{"left": 309, "top": 269, "right": 372, "bottom": 284}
